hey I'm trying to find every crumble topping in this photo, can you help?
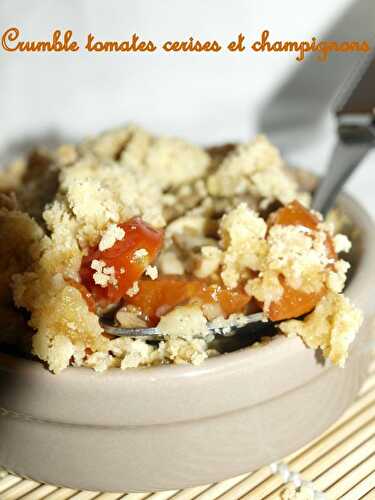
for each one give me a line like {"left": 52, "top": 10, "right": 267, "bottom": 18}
{"left": 279, "top": 291, "right": 362, "bottom": 366}
{"left": 158, "top": 250, "right": 185, "bottom": 275}
{"left": 207, "top": 135, "right": 310, "bottom": 208}
{"left": 98, "top": 223, "right": 125, "bottom": 251}
{"left": 158, "top": 305, "right": 209, "bottom": 339}
{"left": 56, "top": 159, "right": 165, "bottom": 248}
{"left": 91, "top": 260, "right": 118, "bottom": 287}
{"left": 332, "top": 233, "right": 351, "bottom": 253}
{"left": 133, "top": 248, "right": 149, "bottom": 261}
{"left": 126, "top": 280, "right": 140, "bottom": 297}
{"left": 0, "top": 125, "right": 362, "bottom": 373}
{"left": 193, "top": 246, "right": 223, "bottom": 279}
{"left": 219, "top": 203, "right": 267, "bottom": 289}
{"left": 145, "top": 264, "right": 158, "bottom": 280}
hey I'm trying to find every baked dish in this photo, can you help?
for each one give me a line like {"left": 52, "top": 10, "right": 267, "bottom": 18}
{"left": 0, "top": 126, "right": 363, "bottom": 373}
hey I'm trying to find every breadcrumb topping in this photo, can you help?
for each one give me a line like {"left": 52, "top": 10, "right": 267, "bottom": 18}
{"left": 207, "top": 135, "right": 310, "bottom": 208}
{"left": 91, "top": 260, "right": 118, "bottom": 287}
{"left": 98, "top": 224, "right": 125, "bottom": 251}
{"left": 219, "top": 203, "right": 267, "bottom": 289}
{"left": 126, "top": 280, "right": 140, "bottom": 297}
{"left": 280, "top": 291, "right": 363, "bottom": 366}
{"left": 145, "top": 265, "right": 158, "bottom": 280}
{"left": 133, "top": 248, "right": 148, "bottom": 261}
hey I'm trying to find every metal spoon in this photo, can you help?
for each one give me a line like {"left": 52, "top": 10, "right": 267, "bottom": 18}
{"left": 100, "top": 312, "right": 266, "bottom": 340}
{"left": 100, "top": 53, "right": 375, "bottom": 339}
{"left": 312, "top": 53, "right": 375, "bottom": 215}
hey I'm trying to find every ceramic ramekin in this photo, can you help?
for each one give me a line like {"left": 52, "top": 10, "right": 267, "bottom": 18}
{"left": 0, "top": 193, "right": 374, "bottom": 493}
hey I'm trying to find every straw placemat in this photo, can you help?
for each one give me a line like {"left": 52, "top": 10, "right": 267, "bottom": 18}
{"left": 1, "top": 356, "right": 374, "bottom": 500}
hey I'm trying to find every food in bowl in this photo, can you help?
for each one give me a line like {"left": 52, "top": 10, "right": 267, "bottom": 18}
{"left": 0, "top": 126, "right": 362, "bottom": 373}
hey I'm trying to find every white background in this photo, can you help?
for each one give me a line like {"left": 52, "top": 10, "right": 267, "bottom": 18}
{"left": 0, "top": 0, "right": 374, "bottom": 214}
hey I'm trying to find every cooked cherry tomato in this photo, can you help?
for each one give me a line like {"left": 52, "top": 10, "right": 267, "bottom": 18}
{"left": 196, "top": 284, "right": 251, "bottom": 318}
{"left": 269, "top": 200, "right": 319, "bottom": 230}
{"left": 268, "top": 278, "right": 325, "bottom": 322}
{"left": 267, "top": 201, "right": 335, "bottom": 321}
{"left": 126, "top": 275, "right": 251, "bottom": 325}
{"left": 80, "top": 217, "right": 164, "bottom": 304}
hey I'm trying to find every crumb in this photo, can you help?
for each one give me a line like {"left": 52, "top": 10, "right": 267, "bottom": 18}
{"left": 98, "top": 223, "right": 125, "bottom": 251}
{"left": 279, "top": 291, "right": 363, "bottom": 366}
{"left": 126, "top": 280, "right": 140, "bottom": 297}
{"left": 158, "top": 250, "right": 185, "bottom": 275}
{"left": 219, "top": 203, "right": 267, "bottom": 289}
{"left": 333, "top": 233, "right": 351, "bottom": 253}
{"left": 207, "top": 135, "right": 309, "bottom": 208}
{"left": 158, "top": 304, "right": 209, "bottom": 339}
{"left": 133, "top": 248, "right": 148, "bottom": 260}
{"left": 145, "top": 264, "right": 158, "bottom": 280}
{"left": 91, "top": 260, "right": 118, "bottom": 287}
{"left": 194, "top": 246, "right": 222, "bottom": 279}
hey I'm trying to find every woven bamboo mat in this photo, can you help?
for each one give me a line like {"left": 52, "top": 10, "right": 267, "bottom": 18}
{"left": 1, "top": 356, "right": 374, "bottom": 500}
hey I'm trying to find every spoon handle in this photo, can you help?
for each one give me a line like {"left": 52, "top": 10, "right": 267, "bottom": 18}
{"left": 312, "top": 141, "right": 370, "bottom": 216}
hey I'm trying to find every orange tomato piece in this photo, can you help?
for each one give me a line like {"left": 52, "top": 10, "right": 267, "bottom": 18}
{"left": 269, "top": 200, "right": 319, "bottom": 230}
{"left": 126, "top": 276, "right": 251, "bottom": 325}
{"left": 80, "top": 217, "right": 164, "bottom": 304}
{"left": 268, "top": 279, "right": 325, "bottom": 322}
{"left": 126, "top": 276, "right": 203, "bottom": 324}
{"left": 325, "top": 234, "right": 337, "bottom": 261}
{"left": 65, "top": 278, "right": 96, "bottom": 313}
{"left": 196, "top": 285, "right": 251, "bottom": 317}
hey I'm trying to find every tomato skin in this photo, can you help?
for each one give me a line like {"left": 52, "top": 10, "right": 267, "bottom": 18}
{"left": 196, "top": 285, "right": 251, "bottom": 318}
{"left": 126, "top": 276, "right": 200, "bottom": 325}
{"left": 269, "top": 200, "right": 319, "bottom": 230}
{"left": 268, "top": 278, "right": 325, "bottom": 322}
{"left": 126, "top": 276, "right": 251, "bottom": 325}
{"left": 65, "top": 278, "right": 96, "bottom": 313}
{"left": 79, "top": 218, "right": 164, "bottom": 305}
